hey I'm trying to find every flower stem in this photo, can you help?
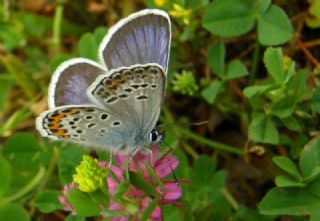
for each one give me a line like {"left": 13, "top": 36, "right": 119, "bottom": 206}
{"left": 222, "top": 187, "right": 239, "bottom": 210}
{"left": 0, "top": 166, "right": 46, "bottom": 205}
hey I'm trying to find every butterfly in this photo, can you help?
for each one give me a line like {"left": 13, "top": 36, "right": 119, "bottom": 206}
{"left": 36, "top": 9, "right": 171, "bottom": 155}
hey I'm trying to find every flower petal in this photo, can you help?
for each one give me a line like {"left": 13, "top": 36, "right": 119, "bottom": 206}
{"left": 111, "top": 218, "right": 129, "bottom": 221}
{"left": 154, "top": 155, "right": 179, "bottom": 178}
{"left": 107, "top": 177, "right": 119, "bottom": 194}
{"left": 98, "top": 161, "right": 108, "bottom": 167}
{"left": 151, "top": 206, "right": 162, "bottom": 219}
{"left": 154, "top": 147, "right": 173, "bottom": 166}
{"left": 162, "top": 181, "right": 182, "bottom": 200}
{"left": 114, "top": 154, "right": 127, "bottom": 169}
{"left": 130, "top": 187, "right": 144, "bottom": 197}
{"left": 109, "top": 201, "right": 123, "bottom": 210}
{"left": 109, "top": 166, "right": 124, "bottom": 181}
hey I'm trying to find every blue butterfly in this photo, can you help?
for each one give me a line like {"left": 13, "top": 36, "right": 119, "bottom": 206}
{"left": 36, "top": 9, "right": 171, "bottom": 155}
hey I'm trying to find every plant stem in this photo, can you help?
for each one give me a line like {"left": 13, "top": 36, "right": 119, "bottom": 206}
{"left": 52, "top": 3, "right": 64, "bottom": 54}
{"left": 249, "top": 39, "right": 261, "bottom": 85}
{"left": 222, "top": 187, "right": 239, "bottom": 210}
{"left": 177, "top": 127, "right": 244, "bottom": 156}
{"left": 246, "top": 39, "right": 261, "bottom": 122}
{"left": 0, "top": 167, "right": 46, "bottom": 205}
{"left": 3, "top": 0, "right": 9, "bottom": 22}
{"left": 162, "top": 106, "right": 244, "bottom": 156}
{"left": 182, "top": 142, "right": 199, "bottom": 160}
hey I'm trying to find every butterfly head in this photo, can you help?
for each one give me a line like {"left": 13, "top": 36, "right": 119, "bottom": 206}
{"left": 149, "top": 129, "right": 163, "bottom": 145}
{"left": 133, "top": 129, "right": 163, "bottom": 151}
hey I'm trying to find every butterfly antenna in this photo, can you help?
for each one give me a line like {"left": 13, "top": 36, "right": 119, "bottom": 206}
{"left": 161, "top": 141, "right": 180, "bottom": 185}
{"left": 169, "top": 157, "right": 179, "bottom": 186}
{"left": 158, "top": 121, "right": 208, "bottom": 185}
{"left": 157, "top": 120, "right": 208, "bottom": 128}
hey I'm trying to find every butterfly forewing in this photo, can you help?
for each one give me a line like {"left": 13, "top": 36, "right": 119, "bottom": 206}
{"left": 99, "top": 10, "right": 171, "bottom": 73}
{"left": 48, "top": 59, "right": 106, "bottom": 108}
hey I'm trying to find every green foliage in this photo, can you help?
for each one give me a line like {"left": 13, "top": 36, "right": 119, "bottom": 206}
{"left": 263, "top": 47, "right": 286, "bottom": 83}
{"left": 257, "top": 5, "right": 293, "bottom": 45}
{"left": 202, "top": 0, "right": 257, "bottom": 37}
{"left": 202, "top": 41, "right": 248, "bottom": 104}
{"left": 0, "top": 157, "right": 11, "bottom": 197}
{"left": 3, "top": 133, "right": 42, "bottom": 172}
{"left": 58, "top": 144, "right": 88, "bottom": 184}
{"left": 77, "top": 27, "right": 108, "bottom": 62}
{"left": 207, "top": 41, "right": 248, "bottom": 80}
{"left": 248, "top": 115, "right": 279, "bottom": 144}
{"left": 202, "top": 80, "right": 223, "bottom": 104}
{"left": 244, "top": 47, "right": 313, "bottom": 146}
{"left": 306, "top": 0, "right": 320, "bottom": 28}
{"left": 68, "top": 189, "right": 101, "bottom": 217}
{"left": 185, "top": 156, "right": 232, "bottom": 219}
{"left": 202, "top": 0, "right": 293, "bottom": 45}
{"left": 0, "top": 204, "right": 30, "bottom": 221}
{"left": 0, "top": 77, "right": 13, "bottom": 112}
{"left": 34, "top": 190, "right": 64, "bottom": 213}
{"left": 259, "top": 138, "right": 320, "bottom": 219}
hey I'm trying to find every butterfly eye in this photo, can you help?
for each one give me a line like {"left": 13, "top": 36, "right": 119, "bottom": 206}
{"left": 149, "top": 130, "right": 162, "bottom": 144}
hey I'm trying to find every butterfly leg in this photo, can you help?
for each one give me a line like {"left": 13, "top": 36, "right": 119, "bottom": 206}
{"left": 131, "top": 147, "right": 141, "bottom": 157}
{"left": 108, "top": 151, "right": 113, "bottom": 168}
{"left": 144, "top": 148, "right": 153, "bottom": 164}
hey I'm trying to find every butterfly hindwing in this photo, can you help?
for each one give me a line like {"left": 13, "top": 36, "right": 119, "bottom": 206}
{"left": 36, "top": 105, "right": 134, "bottom": 151}
{"left": 87, "top": 64, "right": 166, "bottom": 137}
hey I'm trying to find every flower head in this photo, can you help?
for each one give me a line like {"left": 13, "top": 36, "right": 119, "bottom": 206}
{"left": 169, "top": 4, "right": 192, "bottom": 25}
{"left": 104, "top": 146, "right": 181, "bottom": 220}
{"left": 73, "top": 155, "right": 106, "bottom": 192}
{"left": 154, "top": 0, "right": 168, "bottom": 7}
{"left": 172, "top": 70, "right": 198, "bottom": 96}
{"left": 59, "top": 146, "right": 182, "bottom": 220}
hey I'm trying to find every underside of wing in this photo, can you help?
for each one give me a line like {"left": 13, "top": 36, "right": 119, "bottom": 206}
{"left": 99, "top": 9, "right": 171, "bottom": 74}
{"left": 87, "top": 64, "right": 166, "bottom": 137}
{"left": 48, "top": 58, "right": 106, "bottom": 108}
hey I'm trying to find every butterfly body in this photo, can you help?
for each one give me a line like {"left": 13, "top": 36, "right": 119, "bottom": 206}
{"left": 36, "top": 9, "right": 171, "bottom": 154}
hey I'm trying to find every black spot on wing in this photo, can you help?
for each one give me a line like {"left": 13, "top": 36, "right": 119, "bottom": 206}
{"left": 136, "top": 95, "right": 148, "bottom": 101}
